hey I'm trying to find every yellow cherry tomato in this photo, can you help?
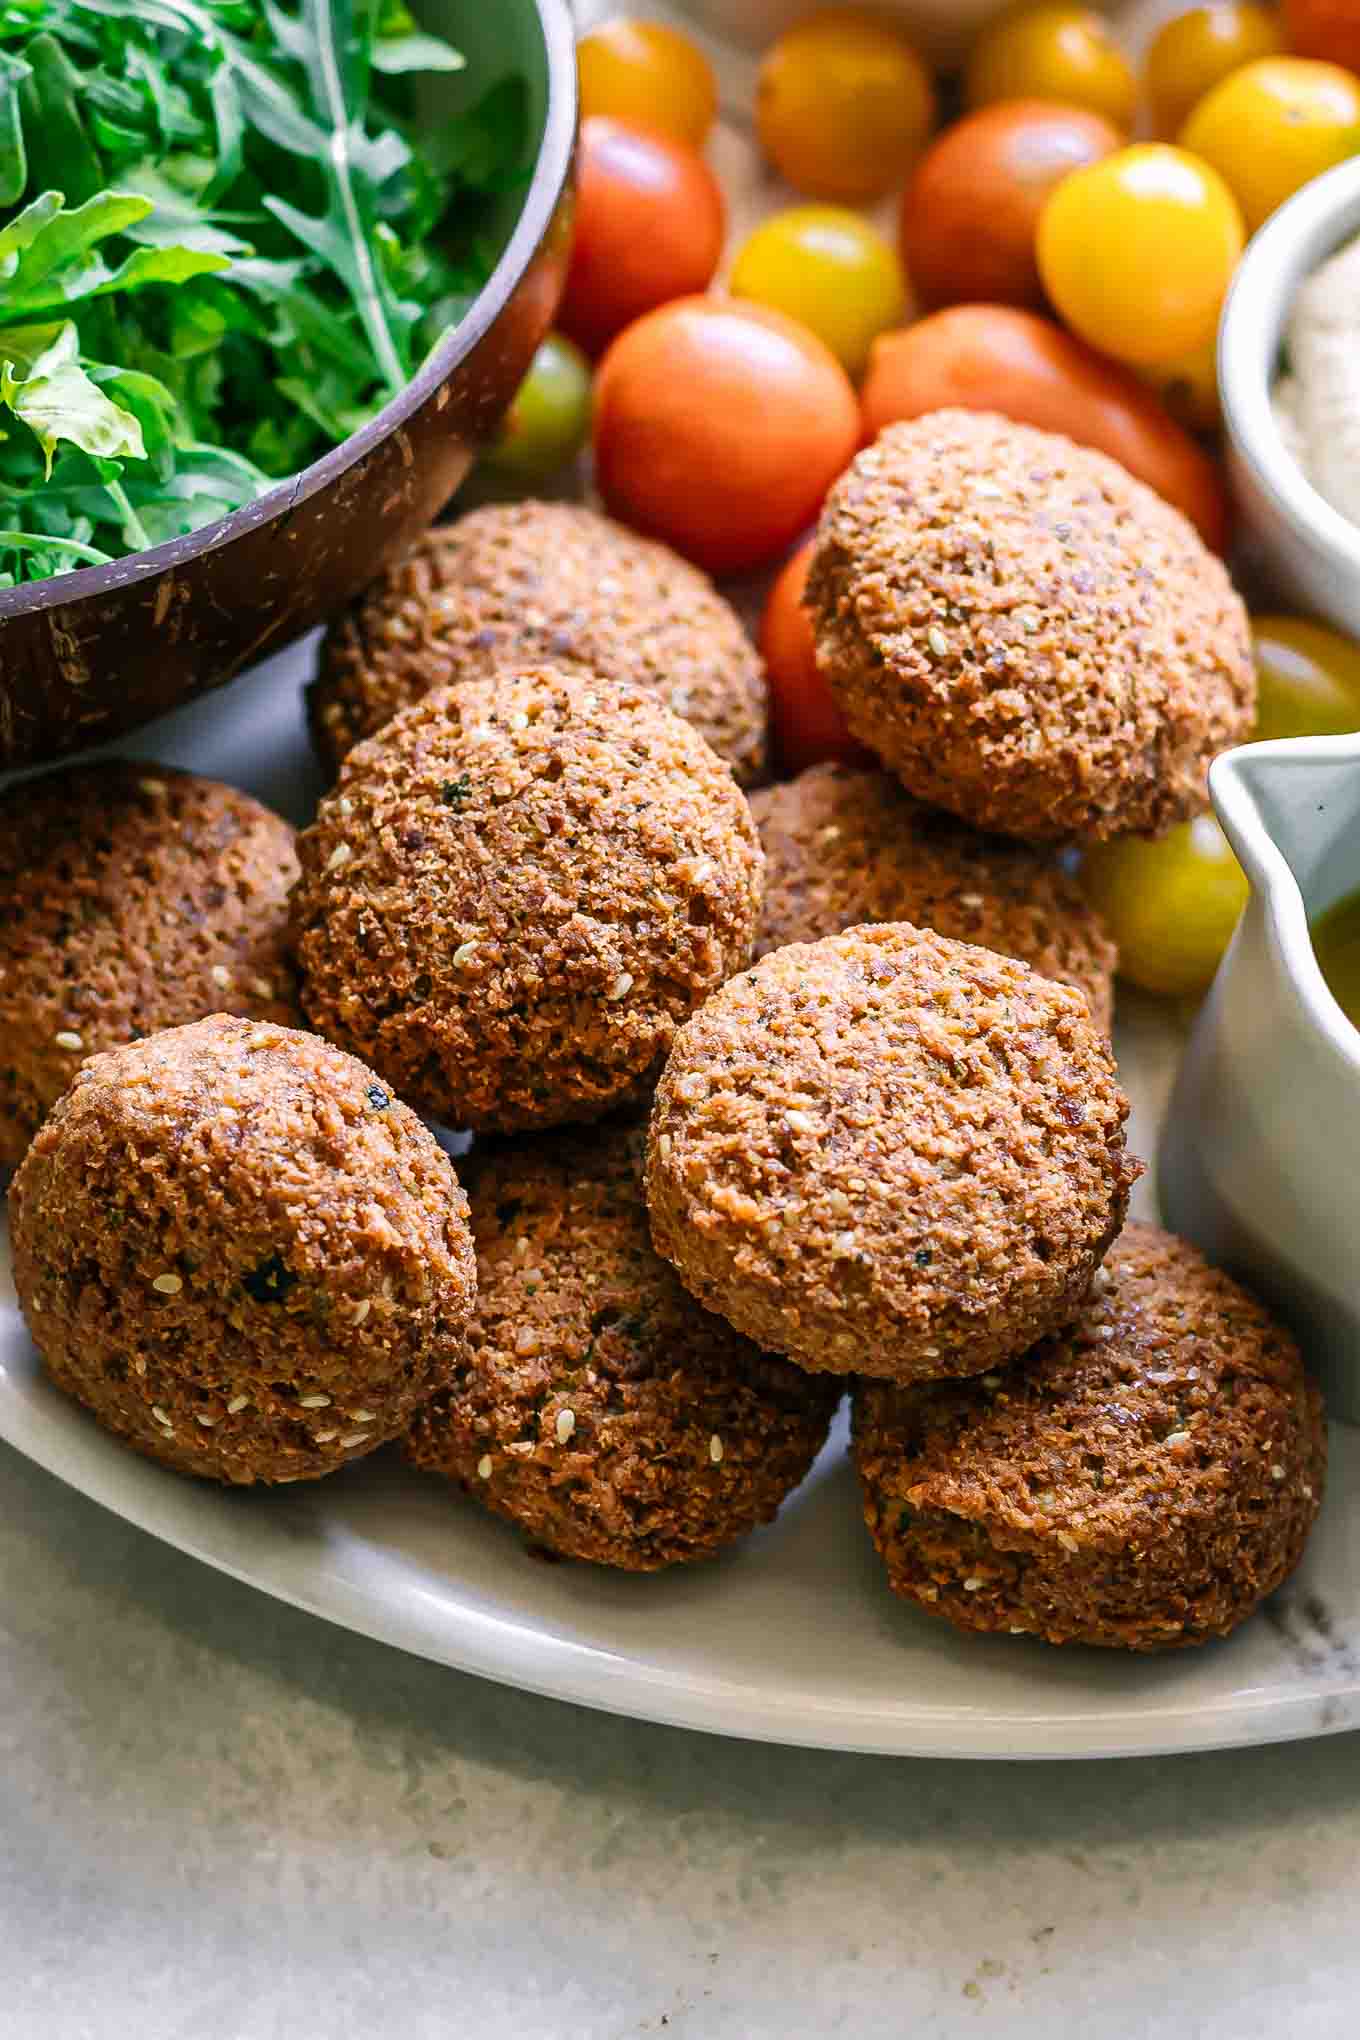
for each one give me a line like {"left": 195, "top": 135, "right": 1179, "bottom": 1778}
{"left": 1180, "top": 57, "right": 1360, "bottom": 234}
{"left": 577, "top": 17, "right": 718, "bottom": 148}
{"left": 756, "top": 7, "right": 935, "bottom": 203}
{"left": 1251, "top": 614, "right": 1360, "bottom": 740}
{"left": 1037, "top": 144, "right": 1245, "bottom": 366}
{"left": 1139, "top": 337, "right": 1222, "bottom": 432}
{"left": 1082, "top": 817, "right": 1249, "bottom": 999}
{"left": 966, "top": 4, "right": 1136, "bottom": 129}
{"left": 1144, "top": 4, "right": 1285, "bottom": 137}
{"left": 728, "top": 206, "right": 907, "bottom": 378}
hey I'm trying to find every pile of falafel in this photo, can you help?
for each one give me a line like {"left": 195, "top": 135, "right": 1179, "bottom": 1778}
{"left": 3, "top": 411, "right": 1326, "bottom": 1653}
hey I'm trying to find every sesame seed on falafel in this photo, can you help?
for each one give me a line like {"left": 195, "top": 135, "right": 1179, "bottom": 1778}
{"left": 807, "top": 410, "right": 1254, "bottom": 842}
{"left": 291, "top": 667, "right": 764, "bottom": 1134}
{"left": 308, "top": 501, "right": 769, "bottom": 784}
{"left": 646, "top": 924, "right": 1140, "bottom": 1384}
{"left": 852, "top": 1223, "right": 1327, "bottom": 1650}
{"left": 0, "top": 761, "right": 301, "bottom": 1169}
{"left": 749, "top": 764, "right": 1117, "bottom": 1030}
{"left": 7, "top": 1015, "right": 476, "bottom": 1484}
{"left": 406, "top": 1119, "right": 839, "bottom": 1568}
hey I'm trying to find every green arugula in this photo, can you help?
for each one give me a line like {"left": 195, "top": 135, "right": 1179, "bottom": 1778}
{"left": 0, "top": 0, "right": 528, "bottom": 586}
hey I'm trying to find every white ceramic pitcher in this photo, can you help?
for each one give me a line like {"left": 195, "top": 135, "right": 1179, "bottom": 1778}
{"left": 1160, "top": 736, "right": 1360, "bottom": 1423}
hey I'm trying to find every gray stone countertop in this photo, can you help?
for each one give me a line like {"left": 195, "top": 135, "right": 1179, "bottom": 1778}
{"left": 3, "top": 1438, "right": 1357, "bottom": 2040}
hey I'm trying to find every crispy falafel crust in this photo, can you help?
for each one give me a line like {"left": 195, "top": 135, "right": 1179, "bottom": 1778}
{"left": 308, "top": 501, "right": 768, "bottom": 783}
{"left": 291, "top": 668, "right": 764, "bottom": 1134}
{"left": 749, "top": 764, "right": 1117, "bottom": 1030}
{"left": 808, "top": 410, "right": 1254, "bottom": 842}
{"left": 405, "top": 1120, "right": 838, "bottom": 1568}
{"left": 853, "top": 1224, "right": 1326, "bottom": 1650}
{"left": 7, "top": 1015, "right": 475, "bottom": 1485}
{"left": 646, "top": 925, "right": 1139, "bottom": 1383}
{"left": 0, "top": 761, "right": 300, "bottom": 1168}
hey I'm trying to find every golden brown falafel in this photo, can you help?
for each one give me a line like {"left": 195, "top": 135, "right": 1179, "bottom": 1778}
{"left": 0, "top": 761, "right": 300, "bottom": 1168}
{"left": 852, "top": 1223, "right": 1326, "bottom": 1650}
{"left": 807, "top": 411, "right": 1254, "bottom": 842}
{"left": 749, "top": 764, "right": 1117, "bottom": 1029}
{"left": 646, "top": 925, "right": 1139, "bottom": 1384}
{"left": 7, "top": 1015, "right": 476, "bottom": 1484}
{"left": 406, "top": 1119, "right": 839, "bottom": 1568}
{"left": 308, "top": 501, "right": 769, "bottom": 783}
{"left": 291, "top": 667, "right": 764, "bottom": 1134}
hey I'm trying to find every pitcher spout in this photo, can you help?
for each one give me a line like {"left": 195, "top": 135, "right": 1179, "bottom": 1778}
{"left": 1211, "top": 733, "right": 1360, "bottom": 918}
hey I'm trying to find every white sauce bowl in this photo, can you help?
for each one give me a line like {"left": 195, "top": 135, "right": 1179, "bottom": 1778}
{"left": 1220, "top": 156, "right": 1360, "bottom": 640}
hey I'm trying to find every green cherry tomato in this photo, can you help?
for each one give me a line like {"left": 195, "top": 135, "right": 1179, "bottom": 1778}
{"left": 728, "top": 205, "right": 907, "bottom": 379}
{"left": 1252, "top": 613, "right": 1360, "bottom": 742}
{"left": 1081, "top": 816, "right": 1249, "bottom": 1000}
{"left": 485, "top": 333, "right": 592, "bottom": 481}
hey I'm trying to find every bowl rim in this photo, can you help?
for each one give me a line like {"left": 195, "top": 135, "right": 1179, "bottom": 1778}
{"left": 1219, "top": 153, "right": 1360, "bottom": 583}
{"left": 0, "top": 0, "right": 577, "bottom": 622}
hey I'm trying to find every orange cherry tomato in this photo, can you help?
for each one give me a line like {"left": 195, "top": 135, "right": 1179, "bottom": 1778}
{"left": 593, "top": 297, "right": 860, "bottom": 577}
{"left": 1284, "top": 0, "right": 1360, "bottom": 75}
{"left": 859, "top": 306, "right": 1229, "bottom": 550}
{"left": 761, "top": 538, "right": 875, "bottom": 775}
{"left": 1037, "top": 144, "right": 1244, "bottom": 367}
{"left": 1144, "top": 4, "right": 1285, "bottom": 137}
{"left": 900, "top": 100, "right": 1121, "bottom": 310}
{"left": 577, "top": 17, "right": 718, "bottom": 147}
{"left": 558, "top": 117, "right": 725, "bottom": 358}
{"left": 966, "top": 4, "right": 1137, "bottom": 128}
{"left": 756, "top": 7, "right": 935, "bottom": 203}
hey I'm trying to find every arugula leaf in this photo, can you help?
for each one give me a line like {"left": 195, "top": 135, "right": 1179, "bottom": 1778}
{"left": 0, "top": 319, "right": 144, "bottom": 474}
{"left": 0, "top": 0, "right": 519, "bottom": 582}
{"left": 0, "top": 47, "right": 29, "bottom": 204}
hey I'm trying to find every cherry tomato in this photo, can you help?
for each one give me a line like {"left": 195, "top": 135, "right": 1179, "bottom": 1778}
{"left": 966, "top": 4, "right": 1137, "bottom": 129}
{"left": 483, "top": 333, "right": 591, "bottom": 482}
{"left": 900, "top": 100, "right": 1120, "bottom": 310}
{"left": 1081, "top": 818, "right": 1249, "bottom": 999}
{"left": 577, "top": 17, "right": 717, "bottom": 148}
{"left": 1180, "top": 58, "right": 1360, "bottom": 234}
{"left": 761, "top": 538, "right": 875, "bottom": 775}
{"left": 1144, "top": 5, "right": 1285, "bottom": 137}
{"left": 1252, "top": 614, "right": 1360, "bottom": 740}
{"left": 558, "top": 117, "right": 725, "bottom": 358}
{"left": 593, "top": 297, "right": 860, "bottom": 577}
{"left": 756, "top": 7, "right": 935, "bottom": 203}
{"left": 1138, "top": 338, "right": 1222, "bottom": 433}
{"left": 859, "top": 306, "right": 1229, "bottom": 549}
{"left": 1037, "top": 144, "right": 1244, "bottom": 367}
{"left": 729, "top": 206, "right": 906, "bottom": 378}
{"left": 1283, "top": 1, "right": 1360, "bottom": 74}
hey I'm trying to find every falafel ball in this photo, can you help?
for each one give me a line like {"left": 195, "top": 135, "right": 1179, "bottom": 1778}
{"left": 7, "top": 1015, "right": 475, "bottom": 1484}
{"left": 852, "top": 1223, "right": 1326, "bottom": 1651}
{"left": 0, "top": 761, "right": 300, "bottom": 1169}
{"left": 749, "top": 764, "right": 1117, "bottom": 1030}
{"left": 646, "top": 924, "right": 1139, "bottom": 1383}
{"left": 291, "top": 667, "right": 764, "bottom": 1134}
{"left": 308, "top": 501, "right": 768, "bottom": 784}
{"left": 807, "top": 411, "right": 1254, "bottom": 842}
{"left": 406, "top": 1119, "right": 839, "bottom": 1568}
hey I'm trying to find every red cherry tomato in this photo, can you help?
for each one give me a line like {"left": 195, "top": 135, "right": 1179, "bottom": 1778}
{"left": 593, "top": 297, "right": 860, "bottom": 576}
{"left": 901, "top": 100, "right": 1121, "bottom": 310}
{"left": 860, "top": 305, "right": 1229, "bottom": 551}
{"left": 558, "top": 117, "right": 725, "bottom": 358}
{"left": 762, "top": 538, "right": 875, "bottom": 775}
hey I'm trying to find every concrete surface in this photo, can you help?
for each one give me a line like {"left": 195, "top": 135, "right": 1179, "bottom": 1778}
{"left": 3, "top": 1439, "right": 1357, "bottom": 2040}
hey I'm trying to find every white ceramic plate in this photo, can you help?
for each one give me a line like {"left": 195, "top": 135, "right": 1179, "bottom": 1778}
{"left": 2, "top": 641, "right": 1359, "bottom": 1760}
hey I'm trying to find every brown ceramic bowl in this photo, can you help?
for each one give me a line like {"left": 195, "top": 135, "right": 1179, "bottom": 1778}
{"left": 0, "top": 0, "right": 576, "bottom": 772}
